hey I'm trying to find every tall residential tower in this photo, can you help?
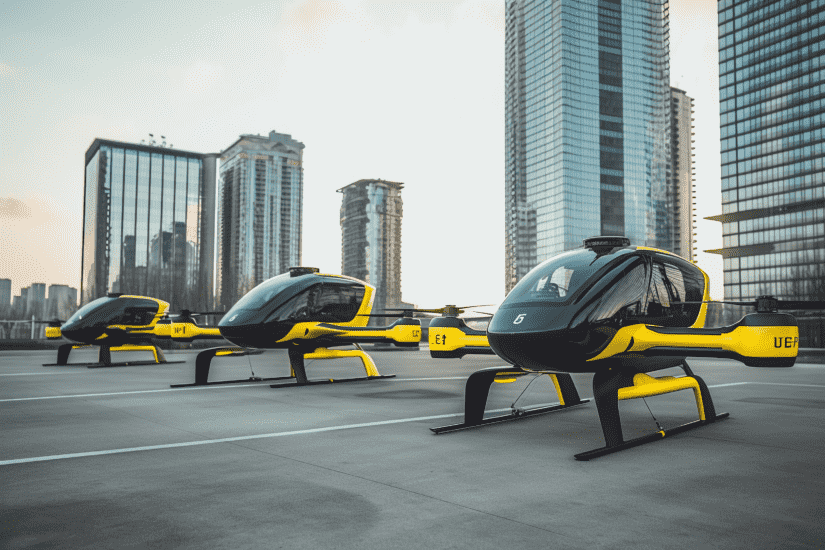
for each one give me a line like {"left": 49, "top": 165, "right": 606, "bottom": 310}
{"left": 216, "top": 131, "right": 305, "bottom": 309}
{"left": 338, "top": 179, "right": 412, "bottom": 319}
{"left": 504, "top": 0, "right": 671, "bottom": 293}
{"left": 670, "top": 87, "right": 696, "bottom": 262}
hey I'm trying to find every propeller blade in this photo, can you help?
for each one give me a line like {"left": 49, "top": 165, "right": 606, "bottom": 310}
{"left": 775, "top": 300, "right": 825, "bottom": 310}
{"left": 673, "top": 297, "right": 825, "bottom": 312}
{"left": 357, "top": 313, "right": 413, "bottom": 318}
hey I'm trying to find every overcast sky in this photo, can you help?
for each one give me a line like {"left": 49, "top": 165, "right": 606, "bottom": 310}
{"left": 0, "top": 0, "right": 721, "bottom": 308}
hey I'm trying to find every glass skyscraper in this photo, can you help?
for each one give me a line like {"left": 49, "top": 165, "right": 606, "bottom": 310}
{"left": 710, "top": 0, "right": 825, "bottom": 308}
{"left": 338, "top": 179, "right": 412, "bottom": 322}
{"left": 504, "top": 0, "right": 671, "bottom": 294}
{"left": 670, "top": 86, "right": 696, "bottom": 262}
{"left": 216, "top": 131, "right": 304, "bottom": 309}
{"left": 81, "top": 139, "right": 217, "bottom": 312}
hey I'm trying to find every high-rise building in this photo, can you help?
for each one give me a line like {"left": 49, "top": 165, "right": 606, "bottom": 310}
{"left": 216, "top": 131, "right": 305, "bottom": 309}
{"left": 13, "top": 287, "right": 28, "bottom": 313}
{"left": 709, "top": 1, "right": 825, "bottom": 304}
{"left": 81, "top": 139, "right": 218, "bottom": 312}
{"left": 27, "top": 283, "right": 46, "bottom": 318}
{"left": 46, "top": 284, "right": 78, "bottom": 320}
{"left": 338, "top": 179, "right": 412, "bottom": 321}
{"left": 0, "top": 279, "right": 10, "bottom": 309}
{"left": 504, "top": 0, "right": 671, "bottom": 294}
{"left": 670, "top": 87, "right": 696, "bottom": 262}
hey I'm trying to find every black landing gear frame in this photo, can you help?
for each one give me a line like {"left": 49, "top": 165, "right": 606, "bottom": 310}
{"left": 269, "top": 346, "right": 395, "bottom": 388}
{"left": 430, "top": 365, "right": 589, "bottom": 434}
{"left": 44, "top": 343, "right": 185, "bottom": 368}
{"left": 170, "top": 344, "right": 395, "bottom": 388}
{"left": 574, "top": 360, "right": 730, "bottom": 461}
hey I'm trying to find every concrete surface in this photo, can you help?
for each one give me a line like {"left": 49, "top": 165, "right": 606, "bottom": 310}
{"left": 1, "top": 346, "right": 824, "bottom": 549}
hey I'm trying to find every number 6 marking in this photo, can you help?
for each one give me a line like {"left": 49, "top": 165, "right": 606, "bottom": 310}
{"left": 513, "top": 313, "right": 526, "bottom": 325}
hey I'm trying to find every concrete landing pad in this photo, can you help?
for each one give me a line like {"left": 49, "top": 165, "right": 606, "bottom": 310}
{"left": 2, "top": 348, "right": 824, "bottom": 549}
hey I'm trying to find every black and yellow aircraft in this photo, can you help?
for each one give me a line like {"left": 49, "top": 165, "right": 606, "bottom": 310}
{"left": 372, "top": 304, "right": 497, "bottom": 358}
{"left": 426, "top": 305, "right": 497, "bottom": 358}
{"left": 433, "top": 236, "right": 824, "bottom": 460}
{"left": 212, "top": 267, "right": 421, "bottom": 387}
{"left": 44, "top": 294, "right": 180, "bottom": 367}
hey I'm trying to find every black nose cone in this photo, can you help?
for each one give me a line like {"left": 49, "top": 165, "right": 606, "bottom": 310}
{"left": 487, "top": 306, "right": 589, "bottom": 373}
{"left": 59, "top": 322, "right": 105, "bottom": 344}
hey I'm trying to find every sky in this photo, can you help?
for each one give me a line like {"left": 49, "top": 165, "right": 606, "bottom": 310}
{"left": 0, "top": 0, "right": 722, "bottom": 309}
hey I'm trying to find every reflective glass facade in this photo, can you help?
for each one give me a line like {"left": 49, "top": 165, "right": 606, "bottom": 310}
{"left": 711, "top": 0, "right": 825, "bottom": 303}
{"left": 670, "top": 87, "right": 696, "bottom": 262}
{"left": 504, "top": 0, "right": 671, "bottom": 294}
{"left": 81, "top": 139, "right": 217, "bottom": 311}
{"left": 338, "top": 179, "right": 411, "bottom": 322}
{"left": 216, "top": 131, "right": 304, "bottom": 309}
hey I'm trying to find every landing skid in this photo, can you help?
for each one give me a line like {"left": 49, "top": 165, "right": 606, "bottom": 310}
{"left": 575, "top": 360, "right": 730, "bottom": 460}
{"left": 270, "top": 374, "right": 396, "bottom": 388}
{"left": 171, "top": 347, "right": 268, "bottom": 387}
{"left": 574, "top": 413, "right": 730, "bottom": 461}
{"left": 275, "top": 346, "right": 395, "bottom": 388}
{"left": 44, "top": 344, "right": 180, "bottom": 368}
{"left": 171, "top": 344, "right": 396, "bottom": 388}
{"left": 432, "top": 401, "right": 588, "bottom": 434}
{"left": 431, "top": 365, "right": 589, "bottom": 434}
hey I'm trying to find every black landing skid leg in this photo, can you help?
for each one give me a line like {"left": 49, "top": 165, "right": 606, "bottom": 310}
{"left": 170, "top": 347, "right": 276, "bottom": 387}
{"left": 431, "top": 365, "right": 589, "bottom": 434}
{"left": 574, "top": 362, "right": 730, "bottom": 461}
{"left": 45, "top": 344, "right": 183, "bottom": 368}
{"left": 268, "top": 346, "right": 395, "bottom": 388}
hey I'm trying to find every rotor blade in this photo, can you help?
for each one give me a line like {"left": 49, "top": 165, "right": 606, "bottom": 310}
{"left": 673, "top": 299, "right": 825, "bottom": 311}
{"left": 775, "top": 300, "right": 825, "bottom": 310}
{"left": 455, "top": 304, "right": 496, "bottom": 310}
{"left": 356, "top": 313, "right": 412, "bottom": 318}
{"left": 671, "top": 300, "right": 754, "bottom": 306}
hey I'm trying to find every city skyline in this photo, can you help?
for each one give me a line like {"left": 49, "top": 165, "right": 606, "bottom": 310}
{"left": 1, "top": 0, "right": 723, "bottom": 306}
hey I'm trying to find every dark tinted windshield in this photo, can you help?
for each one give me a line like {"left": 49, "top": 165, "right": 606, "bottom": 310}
{"left": 65, "top": 297, "right": 158, "bottom": 327}
{"left": 232, "top": 273, "right": 293, "bottom": 311}
{"left": 65, "top": 297, "right": 117, "bottom": 324}
{"left": 504, "top": 248, "right": 633, "bottom": 307}
{"left": 266, "top": 283, "right": 365, "bottom": 323}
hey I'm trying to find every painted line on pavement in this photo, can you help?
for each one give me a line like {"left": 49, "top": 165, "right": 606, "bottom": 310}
{"left": 0, "top": 376, "right": 471, "bottom": 403}
{"left": 0, "top": 379, "right": 801, "bottom": 404}
{"left": 3, "top": 379, "right": 821, "bottom": 466}
{"left": 0, "top": 372, "right": 85, "bottom": 376}
{"left": 747, "top": 382, "right": 825, "bottom": 388}
{"left": 0, "top": 409, "right": 519, "bottom": 466}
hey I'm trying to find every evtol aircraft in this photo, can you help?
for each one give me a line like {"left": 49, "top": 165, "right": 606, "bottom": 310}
{"left": 432, "top": 236, "right": 825, "bottom": 460}
{"left": 44, "top": 294, "right": 180, "bottom": 367}
{"left": 213, "top": 267, "right": 420, "bottom": 386}
{"left": 46, "top": 268, "right": 421, "bottom": 382}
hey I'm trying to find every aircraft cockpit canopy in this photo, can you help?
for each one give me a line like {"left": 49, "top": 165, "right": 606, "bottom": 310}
{"left": 64, "top": 296, "right": 159, "bottom": 329}
{"left": 220, "top": 273, "right": 367, "bottom": 329}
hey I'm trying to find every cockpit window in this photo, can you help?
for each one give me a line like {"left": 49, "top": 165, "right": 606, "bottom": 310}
{"left": 232, "top": 273, "right": 293, "bottom": 311}
{"left": 64, "top": 297, "right": 158, "bottom": 327}
{"left": 265, "top": 283, "right": 365, "bottom": 323}
{"left": 66, "top": 297, "right": 117, "bottom": 324}
{"left": 504, "top": 248, "right": 634, "bottom": 307}
{"left": 586, "top": 263, "right": 649, "bottom": 323}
